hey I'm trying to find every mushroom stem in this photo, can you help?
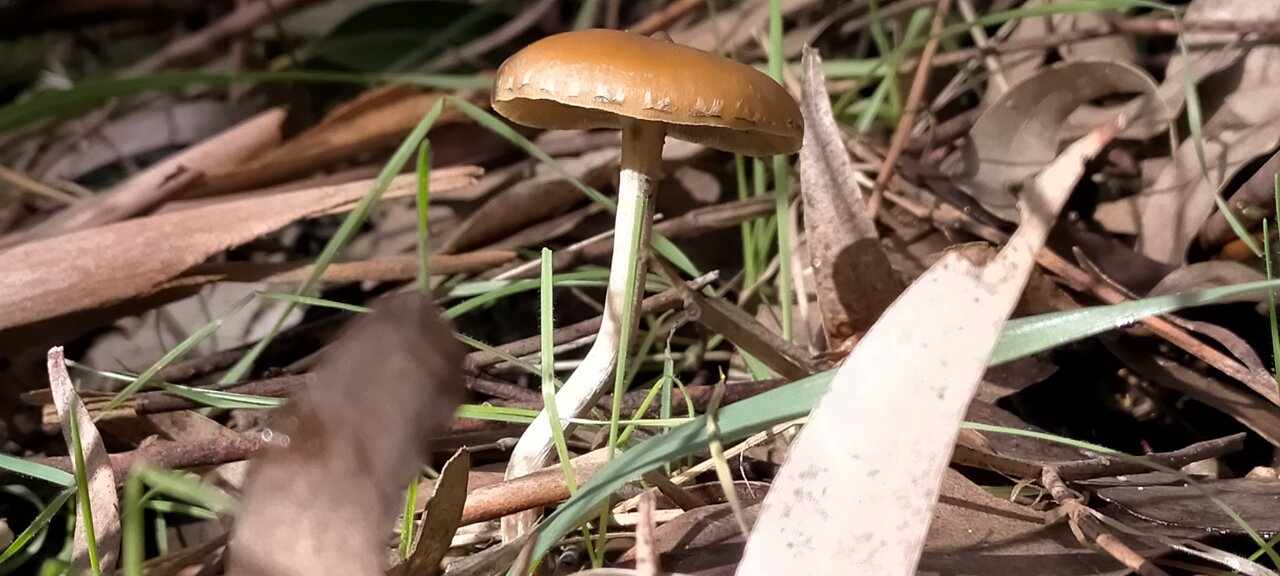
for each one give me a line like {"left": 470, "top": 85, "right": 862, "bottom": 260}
{"left": 501, "top": 119, "right": 666, "bottom": 541}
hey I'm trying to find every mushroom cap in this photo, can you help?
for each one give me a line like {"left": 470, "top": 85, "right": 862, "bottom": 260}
{"left": 491, "top": 29, "right": 803, "bottom": 157}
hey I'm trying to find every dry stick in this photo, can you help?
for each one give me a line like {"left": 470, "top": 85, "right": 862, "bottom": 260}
{"left": 911, "top": 17, "right": 1279, "bottom": 73}
{"left": 0, "top": 165, "right": 78, "bottom": 204}
{"left": 419, "top": 0, "right": 557, "bottom": 73}
{"left": 1041, "top": 467, "right": 1171, "bottom": 576}
{"left": 954, "top": 0, "right": 1008, "bottom": 93}
{"left": 1055, "top": 432, "right": 1245, "bottom": 481}
{"left": 124, "top": 0, "right": 325, "bottom": 75}
{"left": 628, "top": 0, "right": 705, "bottom": 35}
{"left": 868, "top": 0, "right": 953, "bottom": 220}
{"left": 23, "top": 380, "right": 790, "bottom": 486}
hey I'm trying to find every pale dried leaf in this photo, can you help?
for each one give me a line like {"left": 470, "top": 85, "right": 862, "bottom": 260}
{"left": 960, "top": 60, "right": 1159, "bottom": 221}
{"left": 1128, "top": 87, "right": 1280, "bottom": 263}
{"left": 1148, "top": 260, "right": 1267, "bottom": 302}
{"left": 799, "top": 47, "right": 902, "bottom": 340}
{"left": 48, "top": 346, "right": 120, "bottom": 574}
{"left": 739, "top": 119, "right": 1120, "bottom": 575}
{"left": 43, "top": 99, "right": 235, "bottom": 182}
{"left": 441, "top": 148, "right": 617, "bottom": 253}
{"left": 11, "top": 108, "right": 286, "bottom": 244}
{"left": 196, "top": 89, "right": 474, "bottom": 196}
{"left": 0, "top": 166, "right": 479, "bottom": 331}
{"left": 228, "top": 292, "right": 466, "bottom": 576}
{"left": 1053, "top": 9, "right": 1137, "bottom": 64}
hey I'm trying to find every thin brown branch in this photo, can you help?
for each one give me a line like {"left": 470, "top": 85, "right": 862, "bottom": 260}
{"left": 1055, "top": 433, "right": 1246, "bottom": 481}
{"left": 870, "top": 0, "right": 953, "bottom": 219}
{"left": 1042, "top": 467, "right": 1170, "bottom": 576}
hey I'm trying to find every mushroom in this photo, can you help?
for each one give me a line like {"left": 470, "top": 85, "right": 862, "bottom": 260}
{"left": 490, "top": 28, "right": 803, "bottom": 539}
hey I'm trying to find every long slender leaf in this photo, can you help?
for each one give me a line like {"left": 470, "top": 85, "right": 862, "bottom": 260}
{"left": 526, "top": 276, "right": 1280, "bottom": 566}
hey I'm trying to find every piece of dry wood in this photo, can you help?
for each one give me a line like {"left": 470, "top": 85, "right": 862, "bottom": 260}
{"left": 0, "top": 165, "right": 479, "bottom": 331}
{"left": 4, "top": 108, "right": 286, "bottom": 247}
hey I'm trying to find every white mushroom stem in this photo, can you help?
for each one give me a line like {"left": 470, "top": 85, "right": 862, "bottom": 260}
{"left": 501, "top": 119, "right": 666, "bottom": 541}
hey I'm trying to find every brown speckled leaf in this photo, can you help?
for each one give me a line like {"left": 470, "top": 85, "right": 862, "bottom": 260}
{"left": 798, "top": 47, "right": 902, "bottom": 340}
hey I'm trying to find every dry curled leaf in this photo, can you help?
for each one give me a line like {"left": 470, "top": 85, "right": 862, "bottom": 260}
{"left": 48, "top": 346, "right": 120, "bottom": 574}
{"left": 228, "top": 292, "right": 466, "bottom": 576}
{"left": 959, "top": 60, "right": 1160, "bottom": 221}
{"left": 799, "top": 47, "right": 902, "bottom": 341}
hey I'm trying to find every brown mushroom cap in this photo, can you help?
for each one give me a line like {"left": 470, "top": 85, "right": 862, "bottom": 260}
{"left": 491, "top": 29, "right": 803, "bottom": 157}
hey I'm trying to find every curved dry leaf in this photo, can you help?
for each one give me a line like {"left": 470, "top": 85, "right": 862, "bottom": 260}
{"left": 959, "top": 60, "right": 1160, "bottom": 221}
{"left": 441, "top": 148, "right": 617, "bottom": 254}
{"left": 0, "top": 166, "right": 479, "bottom": 331}
{"left": 395, "top": 449, "right": 471, "bottom": 576}
{"left": 1148, "top": 260, "right": 1267, "bottom": 302}
{"left": 739, "top": 119, "right": 1121, "bottom": 574}
{"left": 228, "top": 292, "right": 466, "bottom": 576}
{"left": 49, "top": 347, "right": 120, "bottom": 574}
{"left": 1064, "top": 0, "right": 1280, "bottom": 141}
{"left": 42, "top": 99, "right": 236, "bottom": 183}
{"left": 1129, "top": 85, "right": 1280, "bottom": 264}
{"left": 799, "top": 47, "right": 903, "bottom": 340}
{"left": 1053, "top": 9, "right": 1137, "bottom": 64}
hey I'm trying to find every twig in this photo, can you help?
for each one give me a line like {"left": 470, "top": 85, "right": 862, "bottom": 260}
{"left": 419, "top": 0, "right": 558, "bottom": 73}
{"left": 1055, "top": 433, "right": 1246, "bottom": 481}
{"left": 1042, "top": 466, "right": 1171, "bottom": 576}
{"left": 123, "top": 0, "right": 325, "bottom": 76}
{"left": 22, "top": 379, "right": 791, "bottom": 484}
{"left": 629, "top": 0, "right": 705, "bottom": 36}
{"left": 465, "top": 272, "right": 718, "bottom": 369}
{"left": 870, "top": 0, "right": 953, "bottom": 219}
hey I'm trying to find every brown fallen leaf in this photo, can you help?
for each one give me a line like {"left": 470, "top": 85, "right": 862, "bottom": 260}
{"left": 959, "top": 60, "right": 1160, "bottom": 221}
{"left": 738, "top": 117, "right": 1122, "bottom": 574}
{"left": 1093, "top": 478, "right": 1280, "bottom": 537}
{"left": 798, "top": 47, "right": 903, "bottom": 342}
{"left": 49, "top": 346, "right": 120, "bottom": 574}
{"left": 41, "top": 99, "right": 236, "bottom": 183}
{"left": 227, "top": 291, "right": 466, "bottom": 576}
{"left": 7, "top": 108, "right": 287, "bottom": 246}
{"left": 192, "top": 88, "right": 481, "bottom": 197}
{"left": 164, "top": 251, "right": 516, "bottom": 289}
{"left": 441, "top": 148, "right": 619, "bottom": 253}
{"left": 0, "top": 165, "right": 479, "bottom": 331}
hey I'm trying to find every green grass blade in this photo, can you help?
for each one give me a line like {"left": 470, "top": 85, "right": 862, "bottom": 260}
{"left": 67, "top": 410, "right": 101, "bottom": 575}
{"left": 0, "top": 455, "right": 73, "bottom": 487}
{"left": 541, "top": 248, "right": 579, "bottom": 496}
{"left": 992, "top": 278, "right": 1280, "bottom": 365}
{"left": 100, "top": 290, "right": 259, "bottom": 417}
{"left": 0, "top": 488, "right": 74, "bottom": 570}
{"left": 416, "top": 139, "right": 433, "bottom": 293}
{"left": 398, "top": 478, "right": 419, "bottom": 560}
{"left": 220, "top": 98, "right": 447, "bottom": 384}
